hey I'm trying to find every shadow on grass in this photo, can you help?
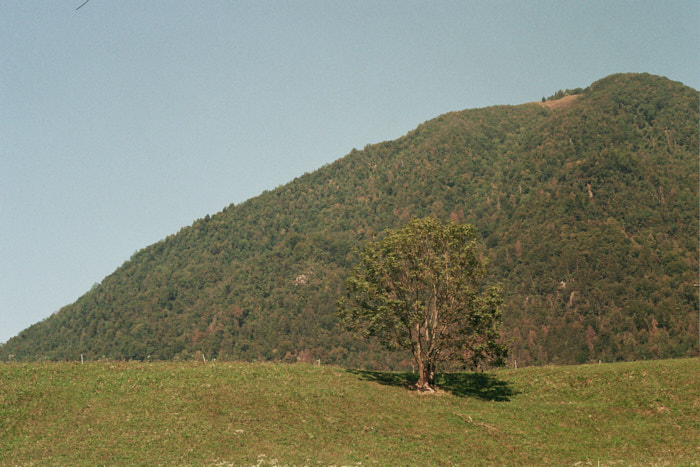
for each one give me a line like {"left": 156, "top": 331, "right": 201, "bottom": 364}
{"left": 349, "top": 370, "right": 519, "bottom": 401}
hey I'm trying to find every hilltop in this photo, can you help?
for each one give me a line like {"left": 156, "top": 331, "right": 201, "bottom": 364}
{"left": 1, "top": 73, "right": 698, "bottom": 366}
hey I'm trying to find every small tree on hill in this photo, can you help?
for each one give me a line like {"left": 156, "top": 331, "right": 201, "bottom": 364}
{"left": 338, "top": 217, "right": 507, "bottom": 392}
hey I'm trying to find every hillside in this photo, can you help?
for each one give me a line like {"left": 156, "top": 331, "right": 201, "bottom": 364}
{"left": 1, "top": 359, "right": 698, "bottom": 464}
{"left": 2, "top": 73, "right": 698, "bottom": 366}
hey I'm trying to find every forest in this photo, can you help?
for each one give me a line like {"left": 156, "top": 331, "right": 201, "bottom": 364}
{"left": 2, "top": 73, "right": 698, "bottom": 368}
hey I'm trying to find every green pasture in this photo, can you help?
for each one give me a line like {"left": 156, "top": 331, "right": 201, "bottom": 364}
{"left": 1, "top": 358, "right": 698, "bottom": 465}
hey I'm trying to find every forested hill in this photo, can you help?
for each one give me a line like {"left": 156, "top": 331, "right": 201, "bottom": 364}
{"left": 3, "top": 73, "right": 698, "bottom": 367}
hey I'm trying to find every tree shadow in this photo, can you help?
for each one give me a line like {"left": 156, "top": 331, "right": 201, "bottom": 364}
{"left": 436, "top": 372, "right": 520, "bottom": 401}
{"left": 348, "top": 370, "right": 519, "bottom": 401}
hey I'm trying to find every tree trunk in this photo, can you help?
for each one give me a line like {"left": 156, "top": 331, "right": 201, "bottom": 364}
{"left": 414, "top": 322, "right": 435, "bottom": 392}
{"left": 415, "top": 356, "right": 436, "bottom": 392}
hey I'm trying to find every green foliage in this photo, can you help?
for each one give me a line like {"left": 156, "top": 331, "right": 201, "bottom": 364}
{"left": 339, "top": 217, "right": 506, "bottom": 389}
{"left": 1, "top": 359, "right": 698, "bottom": 464}
{"left": 546, "top": 87, "right": 586, "bottom": 101}
{"left": 1, "top": 73, "right": 698, "bottom": 368}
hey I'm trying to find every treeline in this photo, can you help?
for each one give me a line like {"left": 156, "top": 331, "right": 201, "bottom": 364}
{"left": 2, "top": 73, "right": 698, "bottom": 368}
{"left": 543, "top": 87, "right": 586, "bottom": 101}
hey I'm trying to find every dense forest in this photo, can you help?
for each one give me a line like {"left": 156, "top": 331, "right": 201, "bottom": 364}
{"left": 2, "top": 73, "right": 698, "bottom": 368}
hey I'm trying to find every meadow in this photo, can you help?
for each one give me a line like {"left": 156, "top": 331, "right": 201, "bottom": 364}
{"left": 1, "top": 358, "right": 698, "bottom": 465}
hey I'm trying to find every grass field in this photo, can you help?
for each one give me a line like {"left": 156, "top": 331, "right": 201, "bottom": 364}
{"left": 1, "top": 358, "right": 698, "bottom": 465}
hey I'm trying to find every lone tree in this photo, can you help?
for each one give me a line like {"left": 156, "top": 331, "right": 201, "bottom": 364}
{"left": 338, "top": 217, "right": 507, "bottom": 391}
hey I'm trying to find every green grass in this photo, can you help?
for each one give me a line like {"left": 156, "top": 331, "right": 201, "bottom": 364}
{"left": 1, "top": 358, "right": 698, "bottom": 465}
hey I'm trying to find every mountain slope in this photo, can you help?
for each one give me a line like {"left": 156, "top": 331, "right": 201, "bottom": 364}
{"left": 3, "top": 73, "right": 698, "bottom": 366}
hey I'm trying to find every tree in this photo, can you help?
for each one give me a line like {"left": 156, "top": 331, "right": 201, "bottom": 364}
{"left": 338, "top": 217, "right": 507, "bottom": 391}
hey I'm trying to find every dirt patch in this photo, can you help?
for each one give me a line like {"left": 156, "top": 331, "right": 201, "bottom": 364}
{"left": 537, "top": 94, "right": 581, "bottom": 110}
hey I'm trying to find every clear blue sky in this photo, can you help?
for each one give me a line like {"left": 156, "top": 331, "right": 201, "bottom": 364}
{"left": 1, "top": 1, "right": 699, "bottom": 344}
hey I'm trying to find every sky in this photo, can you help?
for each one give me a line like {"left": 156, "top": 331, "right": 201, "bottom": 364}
{"left": 1, "top": 1, "right": 699, "bottom": 345}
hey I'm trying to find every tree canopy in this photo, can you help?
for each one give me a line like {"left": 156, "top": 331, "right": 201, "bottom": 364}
{"left": 338, "top": 217, "right": 506, "bottom": 390}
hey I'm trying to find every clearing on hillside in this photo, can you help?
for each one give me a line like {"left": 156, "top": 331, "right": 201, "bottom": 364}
{"left": 538, "top": 93, "right": 581, "bottom": 109}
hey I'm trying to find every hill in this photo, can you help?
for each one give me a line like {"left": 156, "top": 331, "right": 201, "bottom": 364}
{"left": 1, "top": 358, "right": 698, "bottom": 464}
{"left": 1, "top": 73, "right": 698, "bottom": 366}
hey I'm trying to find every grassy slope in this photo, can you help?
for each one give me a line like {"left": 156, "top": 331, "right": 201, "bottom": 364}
{"left": 1, "top": 358, "right": 698, "bottom": 465}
